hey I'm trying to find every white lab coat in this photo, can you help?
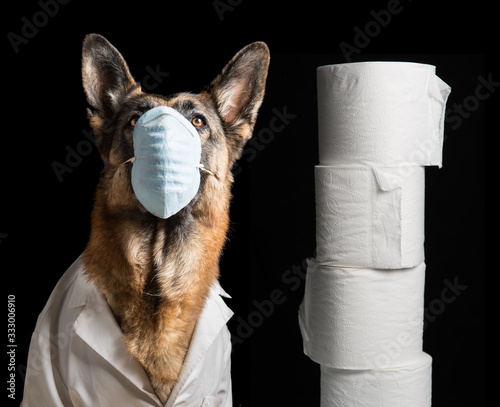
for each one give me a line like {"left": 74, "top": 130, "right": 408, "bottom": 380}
{"left": 21, "top": 256, "right": 233, "bottom": 407}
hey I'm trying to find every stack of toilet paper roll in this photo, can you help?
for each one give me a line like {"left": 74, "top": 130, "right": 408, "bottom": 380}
{"left": 299, "top": 62, "right": 450, "bottom": 406}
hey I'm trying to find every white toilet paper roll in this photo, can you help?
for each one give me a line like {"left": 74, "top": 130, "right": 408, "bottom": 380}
{"left": 317, "top": 62, "right": 451, "bottom": 167}
{"left": 320, "top": 352, "right": 432, "bottom": 407}
{"left": 299, "top": 260, "right": 425, "bottom": 369}
{"left": 315, "top": 165, "right": 425, "bottom": 269}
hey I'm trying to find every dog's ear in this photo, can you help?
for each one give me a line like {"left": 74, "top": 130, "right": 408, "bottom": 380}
{"left": 207, "top": 42, "right": 270, "bottom": 161}
{"left": 82, "top": 33, "right": 138, "bottom": 123}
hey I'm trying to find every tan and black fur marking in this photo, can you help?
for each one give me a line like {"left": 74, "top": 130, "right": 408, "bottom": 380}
{"left": 81, "top": 34, "right": 269, "bottom": 403}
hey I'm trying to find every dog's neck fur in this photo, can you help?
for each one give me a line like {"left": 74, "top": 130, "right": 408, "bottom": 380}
{"left": 83, "top": 169, "right": 231, "bottom": 403}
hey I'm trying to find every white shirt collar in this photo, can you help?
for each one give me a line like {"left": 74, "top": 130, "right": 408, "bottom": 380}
{"left": 69, "top": 260, "right": 233, "bottom": 406}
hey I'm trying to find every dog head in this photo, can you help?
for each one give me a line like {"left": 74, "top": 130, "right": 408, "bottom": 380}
{"left": 82, "top": 34, "right": 269, "bottom": 223}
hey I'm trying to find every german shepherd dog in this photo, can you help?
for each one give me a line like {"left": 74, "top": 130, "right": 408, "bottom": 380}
{"left": 81, "top": 34, "right": 269, "bottom": 403}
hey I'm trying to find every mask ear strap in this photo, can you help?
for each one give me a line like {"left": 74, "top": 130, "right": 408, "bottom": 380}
{"left": 122, "top": 157, "right": 136, "bottom": 165}
{"left": 197, "top": 164, "right": 219, "bottom": 180}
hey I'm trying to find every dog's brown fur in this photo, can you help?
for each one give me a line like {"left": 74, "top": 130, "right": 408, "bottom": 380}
{"left": 81, "top": 34, "right": 269, "bottom": 403}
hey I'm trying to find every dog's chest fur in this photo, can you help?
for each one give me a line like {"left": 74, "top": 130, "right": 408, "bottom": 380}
{"left": 83, "top": 191, "right": 230, "bottom": 402}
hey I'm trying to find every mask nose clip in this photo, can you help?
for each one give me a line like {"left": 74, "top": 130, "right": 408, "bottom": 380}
{"left": 140, "top": 113, "right": 170, "bottom": 127}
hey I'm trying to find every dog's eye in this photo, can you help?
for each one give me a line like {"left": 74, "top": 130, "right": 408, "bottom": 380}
{"left": 191, "top": 116, "right": 206, "bottom": 128}
{"left": 128, "top": 115, "right": 141, "bottom": 128}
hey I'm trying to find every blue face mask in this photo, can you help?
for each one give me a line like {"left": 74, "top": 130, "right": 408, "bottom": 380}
{"left": 123, "top": 106, "right": 216, "bottom": 219}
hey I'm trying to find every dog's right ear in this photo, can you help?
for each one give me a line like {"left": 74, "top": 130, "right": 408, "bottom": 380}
{"left": 82, "top": 34, "right": 139, "bottom": 137}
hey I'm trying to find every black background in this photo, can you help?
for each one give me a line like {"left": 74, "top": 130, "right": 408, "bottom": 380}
{"left": 4, "top": 1, "right": 489, "bottom": 406}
